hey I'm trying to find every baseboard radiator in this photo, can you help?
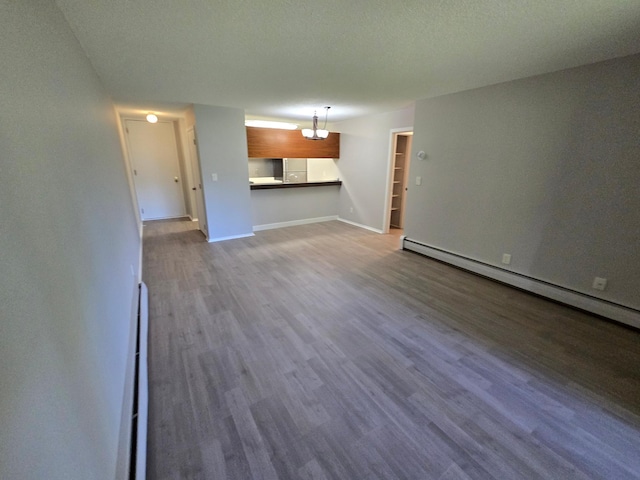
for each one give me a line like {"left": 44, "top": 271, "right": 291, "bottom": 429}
{"left": 401, "top": 236, "right": 640, "bottom": 330}
{"left": 129, "top": 282, "right": 149, "bottom": 480}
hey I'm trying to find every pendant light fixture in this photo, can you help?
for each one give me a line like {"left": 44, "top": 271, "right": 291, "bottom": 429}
{"left": 302, "top": 106, "right": 330, "bottom": 140}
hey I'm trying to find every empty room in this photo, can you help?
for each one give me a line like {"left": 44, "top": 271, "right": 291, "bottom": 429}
{"left": 1, "top": 1, "right": 639, "bottom": 479}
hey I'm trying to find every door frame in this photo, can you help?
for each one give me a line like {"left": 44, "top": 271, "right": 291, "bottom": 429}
{"left": 382, "top": 126, "right": 413, "bottom": 233}
{"left": 118, "top": 112, "right": 195, "bottom": 222}
{"left": 123, "top": 118, "right": 187, "bottom": 221}
{"left": 187, "top": 126, "right": 208, "bottom": 238}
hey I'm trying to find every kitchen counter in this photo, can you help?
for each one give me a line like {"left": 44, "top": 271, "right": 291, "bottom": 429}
{"left": 249, "top": 180, "right": 342, "bottom": 190}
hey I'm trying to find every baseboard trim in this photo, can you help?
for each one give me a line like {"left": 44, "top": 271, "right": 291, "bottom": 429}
{"left": 253, "top": 215, "right": 338, "bottom": 232}
{"left": 207, "top": 232, "right": 255, "bottom": 243}
{"left": 402, "top": 237, "right": 640, "bottom": 329}
{"left": 337, "top": 217, "right": 384, "bottom": 234}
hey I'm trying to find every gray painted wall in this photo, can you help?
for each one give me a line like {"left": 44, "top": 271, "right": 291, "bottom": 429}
{"left": 0, "top": 1, "right": 141, "bottom": 479}
{"left": 193, "top": 105, "right": 254, "bottom": 241}
{"left": 251, "top": 187, "right": 340, "bottom": 227}
{"left": 335, "top": 107, "right": 415, "bottom": 231}
{"left": 406, "top": 54, "right": 640, "bottom": 310}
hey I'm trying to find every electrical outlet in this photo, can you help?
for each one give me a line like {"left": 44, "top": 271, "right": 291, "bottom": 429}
{"left": 502, "top": 253, "right": 511, "bottom": 265}
{"left": 349, "top": 206, "right": 354, "bottom": 213}
{"left": 211, "top": 173, "right": 218, "bottom": 181}
{"left": 415, "top": 176, "right": 422, "bottom": 186}
{"left": 592, "top": 277, "right": 607, "bottom": 291}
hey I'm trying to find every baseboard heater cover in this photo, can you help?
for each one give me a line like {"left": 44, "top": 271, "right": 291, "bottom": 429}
{"left": 402, "top": 237, "right": 640, "bottom": 329}
{"left": 129, "top": 282, "right": 149, "bottom": 480}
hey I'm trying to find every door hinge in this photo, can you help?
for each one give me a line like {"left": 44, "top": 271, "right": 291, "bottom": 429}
{"left": 141, "top": 208, "right": 144, "bottom": 214}
{"left": 133, "top": 169, "right": 137, "bottom": 176}
{"left": 193, "top": 138, "right": 197, "bottom": 145}
{"left": 126, "top": 127, "right": 129, "bottom": 134}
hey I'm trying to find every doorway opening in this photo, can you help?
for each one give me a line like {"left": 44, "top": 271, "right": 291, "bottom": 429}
{"left": 186, "top": 127, "right": 207, "bottom": 237}
{"left": 124, "top": 119, "right": 186, "bottom": 221}
{"left": 384, "top": 129, "right": 413, "bottom": 234}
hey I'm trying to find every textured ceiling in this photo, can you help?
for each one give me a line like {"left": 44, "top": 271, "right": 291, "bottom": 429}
{"left": 55, "top": 0, "right": 640, "bottom": 122}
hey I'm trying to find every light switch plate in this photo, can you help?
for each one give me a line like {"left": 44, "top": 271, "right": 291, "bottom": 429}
{"left": 211, "top": 173, "right": 218, "bottom": 181}
{"left": 415, "top": 176, "right": 422, "bottom": 185}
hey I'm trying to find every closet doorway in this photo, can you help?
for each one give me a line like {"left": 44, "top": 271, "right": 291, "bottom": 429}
{"left": 385, "top": 129, "right": 413, "bottom": 233}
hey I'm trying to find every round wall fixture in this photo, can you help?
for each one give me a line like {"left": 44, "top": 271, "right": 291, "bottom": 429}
{"left": 417, "top": 150, "right": 427, "bottom": 160}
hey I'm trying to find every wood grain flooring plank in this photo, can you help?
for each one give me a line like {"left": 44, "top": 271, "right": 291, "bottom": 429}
{"left": 308, "top": 358, "right": 388, "bottom": 435}
{"left": 298, "top": 459, "right": 332, "bottom": 480}
{"left": 438, "top": 462, "right": 474, "bottom": 480}
{"left": 364, "top": 424, "right": 444, "bottom": 479}
{"left": 198, "top": 438, "right": 227, "bottom": 480}
{"left": 225, "top": 387, "right": 280, "bottom": 480}
{"left": 301, "top": 428, "right": 368, "bottom": 480}
{"left": 249, "top": 398, "right": 305, "bottom": 480}
{"left": 216, "top": 414, "right": 254, "bottom": 480}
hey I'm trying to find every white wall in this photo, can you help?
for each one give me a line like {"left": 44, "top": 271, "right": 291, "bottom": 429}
{"left": 406, "top": 54, "right": 640, "bottom": 311}
{"left": 251, "top": 187, "right": 340, "bottom": 228}
{"left": 334, "top": 106, "right": 415, "bottom": 231}
{"left": 193, "top": 104, "right": 254, "bottom": 241}
{"left": 0, "top": 1, "right": 141, "bottom": 479}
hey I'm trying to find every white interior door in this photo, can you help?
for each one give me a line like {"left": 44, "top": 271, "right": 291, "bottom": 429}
{"left": 187, "top": 127, "right": 207, "bottom": 236}
{"left": 126, "top": 120, "right": 186, "bottom": 220}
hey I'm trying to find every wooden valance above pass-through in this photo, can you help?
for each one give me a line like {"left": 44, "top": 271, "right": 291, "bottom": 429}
{"left": 246, "top": 127, "right": 340, "bottom": 158}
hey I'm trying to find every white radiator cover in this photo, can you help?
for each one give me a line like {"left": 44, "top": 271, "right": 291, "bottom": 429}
{"left": 135, "top": 282, "right": 149, "bottom": 479}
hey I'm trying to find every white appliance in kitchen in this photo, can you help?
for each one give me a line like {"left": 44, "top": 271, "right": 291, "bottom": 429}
{"left": 283, "top": 158, "right": 307, "bottom": 183}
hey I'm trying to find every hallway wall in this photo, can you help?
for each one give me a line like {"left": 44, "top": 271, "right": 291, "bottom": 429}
{"left": 0, "top": 2, "right": 141, "bottom": 478}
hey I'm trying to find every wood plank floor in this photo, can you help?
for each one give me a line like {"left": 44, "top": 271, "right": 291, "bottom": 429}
{"left": 143, "top": 219, "right": 640, "bottom": 480}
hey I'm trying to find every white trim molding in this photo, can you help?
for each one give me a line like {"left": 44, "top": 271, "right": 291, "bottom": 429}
{"left": 207, "top": 232, "right": 255, "bottom": 243}
{"left": 337, "top": 217, "right": 384, "bottom": 234}
{"left": 253, "top": 215, "right": 338, "bottom": 232}
{"left": 402, "top": 237, "right": 640, "bottom": 329}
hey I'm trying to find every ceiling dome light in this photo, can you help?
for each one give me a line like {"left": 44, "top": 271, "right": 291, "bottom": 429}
{"left": 146, "top": 113, "right": 158, "bottom": 123}
{"left": 302, "top": 106, "right": 330, "bottom": 140}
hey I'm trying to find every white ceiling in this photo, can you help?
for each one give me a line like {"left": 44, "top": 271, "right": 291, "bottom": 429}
{"left": 56, "top": 0, "right": 640, "bottom": 122}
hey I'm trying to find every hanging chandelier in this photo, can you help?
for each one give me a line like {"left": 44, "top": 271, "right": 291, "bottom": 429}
{"left": 302, "top": 106, "right": 330, "bottom": 140}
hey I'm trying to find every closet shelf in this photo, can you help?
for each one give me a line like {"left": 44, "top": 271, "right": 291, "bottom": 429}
{"left": 389, "top": 133, "right": 411, "bottom": 230}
